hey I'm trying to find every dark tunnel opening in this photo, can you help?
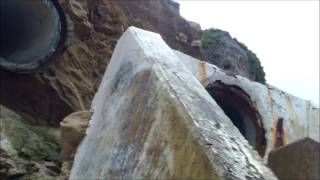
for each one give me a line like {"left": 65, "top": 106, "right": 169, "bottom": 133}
{"left": 0, "top": 0, "right": 66, "bottom": 72}
{"left": 206, "top": 81, "right": 267, "bottom": 156}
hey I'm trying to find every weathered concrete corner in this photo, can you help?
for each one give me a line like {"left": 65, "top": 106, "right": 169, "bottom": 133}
{"left": 70, "top": 27, "right": 276, "bottom": 179}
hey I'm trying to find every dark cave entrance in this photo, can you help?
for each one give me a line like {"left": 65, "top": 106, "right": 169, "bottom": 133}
{"left": 206, "top": 81, "right": 267, "bottom": 156}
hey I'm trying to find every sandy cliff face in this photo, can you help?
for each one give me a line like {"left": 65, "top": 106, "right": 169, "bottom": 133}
{"left": 0, "top": 1, "right": 202, "bottom": 179}
{"left": 0, "top": 0, "right": 202, "bottom": 126}
{"left": 115, "top": 0, "right": 203, "bottom": 59}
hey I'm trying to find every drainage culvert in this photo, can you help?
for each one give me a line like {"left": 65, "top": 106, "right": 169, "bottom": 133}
{"left": 0, "top": 0, "right": 66, "bottom": 72}
{"left": 206, "top": 81, "right": 267, "bottom": 157}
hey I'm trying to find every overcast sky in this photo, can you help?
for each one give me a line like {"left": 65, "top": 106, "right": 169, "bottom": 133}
{"left": 177, "top": 1, "right": 319, "bottom": 106}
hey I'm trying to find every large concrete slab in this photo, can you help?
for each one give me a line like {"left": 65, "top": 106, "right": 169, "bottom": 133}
{"left": 69, "top": 27, "right": 276, "bottom": 179}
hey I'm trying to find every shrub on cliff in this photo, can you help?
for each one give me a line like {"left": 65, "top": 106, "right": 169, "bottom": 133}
{"left": 236, "top": 40, "right": 266, "bottom": 84}
{"left": 201, "top": 28, "right": 219, "bottom": 48}
{"left": 201, "top": 28, "right": 266, "bottom": 84}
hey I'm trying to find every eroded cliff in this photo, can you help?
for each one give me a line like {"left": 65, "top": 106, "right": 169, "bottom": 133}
{"left": 201, "top": 28, "right": 266, "bottom": 84}
{"left": 0, "top": 0, "right": 202, "bottom": 126}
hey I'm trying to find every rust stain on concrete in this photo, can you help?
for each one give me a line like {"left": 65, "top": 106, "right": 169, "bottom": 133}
{"left": 272, "top": 118, "right": 287, "bottom": 150}
{"left": 198, "top": 62, "right": 207, "bottom": 81}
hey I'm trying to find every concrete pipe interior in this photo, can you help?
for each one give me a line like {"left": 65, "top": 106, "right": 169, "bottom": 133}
{"left": 0, "top": 0, "right": 66, "bottom": 72}
{"left": 206, "top": 81, "right": 267, "bottom": 156}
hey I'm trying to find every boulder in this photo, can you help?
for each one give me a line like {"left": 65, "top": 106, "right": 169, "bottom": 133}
{"left": 58, "top": 111, "right": 91, "bottom": 180}
{"left": 60, "top": 111, "right": 91, "bottom": 161}
{"left": 268, "top": 137, "right": 320, "bottom": 180}
{"left": 191, "top": 40, "right": 201, "bottom": 47}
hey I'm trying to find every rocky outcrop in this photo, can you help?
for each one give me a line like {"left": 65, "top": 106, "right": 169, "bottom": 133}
{"left": 0, "top": 105, "right": 61, "bottom": 179}
{"left": 58, "top": 111, "right": 91, "bottom": 180}
{"left": 70, "top": 27, "right": 276, "bottom": 180}
{"left": 0, "top": 0, "right": 202, "bottom": 126}
{"left": 201, "top": 28, "right": 266, "bottom": 84}
{"left": 60, "top": 111, "right": 91, "bottom": 162}
{"left": 115, "top": 0, "right": 203, "bottom": 59}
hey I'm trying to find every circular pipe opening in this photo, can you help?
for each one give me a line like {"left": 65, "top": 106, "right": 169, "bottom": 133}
{"left": 0, "top": 0, "right": 66, "bottom": 72}
{"left": 206, "top": 81, "right": 267, "bottom": 157}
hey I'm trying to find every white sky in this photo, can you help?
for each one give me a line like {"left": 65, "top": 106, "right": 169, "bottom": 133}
{"left": 177, "top": 1, "right": 319, "bottom": 106}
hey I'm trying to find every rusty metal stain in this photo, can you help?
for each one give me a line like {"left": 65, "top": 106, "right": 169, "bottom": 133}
{"left": 272, "top": 120, "right": 277, "bottom": 150}
{"left": 268, "top": 90, "right": 276, "bottom": 129}
{"left": 268, "top": 90, "right": 288, "bottom": 150}
{"left": 198, "top": 62, "right": 207, "bottom": 81}
{"left": 282, "top": 130, "right": 287, "bottom": 145}
{"left": 272, "top": 118, "right": 287, "bottom": 150}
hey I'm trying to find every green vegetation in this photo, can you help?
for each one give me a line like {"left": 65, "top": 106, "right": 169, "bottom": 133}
{"left": 236, "top": 40, "right": 266, "bottom": 84}
{"left": 0, "top": 106, "right": 61, "bottom": 163}
{"left": 201, "top": 28, "right": 219, "bottom": 48}
{"left": 201, "top": 27, "right": 266, "bottom": 84}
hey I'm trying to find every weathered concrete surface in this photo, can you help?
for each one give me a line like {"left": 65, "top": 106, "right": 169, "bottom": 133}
{"left": 175, "top": 50, "right": 320, "bottom": 160}
{"left": 268, "top": 138, "right": 320, "bottom": 180}
{"left": 70, "top": 27, "right": 276, "bottom": 179}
